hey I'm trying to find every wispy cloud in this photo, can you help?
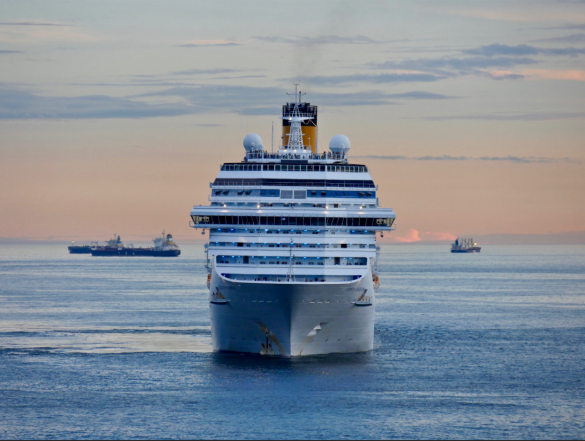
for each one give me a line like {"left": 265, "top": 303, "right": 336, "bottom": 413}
{"left": 171, "top": 68, "right": 244, "bottom": 75}
{"left": 491, "top": 73, "right": 525, "bottom": 80}
{"left": 252, "top": 35, "right": 382, "bottom": 45}
{"left": 386, "top": 91, "right": 455, "bottom": 99}
{"left": 362, "top": 41, "right": 585, "bottom": 83}
{"left": 532, "top": 33, "right": 585, "bottom": 43}
{"left": 477, "top": 156, "right": 577, "bottom": 164}
{"left": 0, "top": 20, "right": 70, "bottom": 27}
{"left": 7, "top": 81, "right": 579, "bottom": 121}
{"left": 423, "top": 231, "right": 458, "bottom": 241}
{"left": 464, "top": 43, "right": 585, "bottom": 57}
{"left": 177, "top": 40, "right": 240, "bottom": 47}
{"left": 369, "top": 56, "right": 538, "bottom": 73}
{"left": 383, "top": 230, "right": 457, "bottom": 243}
{"left": 520, "top": 68, "right": 585, "bottom": 81}
{"left": 386, "top": 229, "right": 421, "bottom": 243}
{"left": 138, "top": 85, "right": 408, "bottom": 110}
{"left": 556, "top": 23, "right": 585, "bottom": 30}
{"left": 0, "top": 49, "right": 22, "bottom": 54}
{"left": 445, "top": 8, "right": 585, "bottom": 23}
{"left": 214, "top": 75, "right": 266, "bottom": 80}
{"left": 423, "top": 111, "right": 585, "bottom": 121}
{"left": 238, "top": 107, "right": 279, "bottom": 116}
{"left": 0, "top": 84, "right": 195, "bottom": 119}
{"left": 0, "top": 22, "right": 95, "bottom": 43}
{"left": 352, "top": 155, "right": 579, "bottom": 164}
{"left": 382, "top": 229, "right": 457, "bottom": 243}
{"left": 303, "top": 73, "right": 444, "bottom": 86}
{"left": 0, "top": 83, "right": 422, "bottom": 120}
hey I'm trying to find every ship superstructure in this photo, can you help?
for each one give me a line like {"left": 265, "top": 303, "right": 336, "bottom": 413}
{"left": 190, "top": 87, "right": 396, "bottom": 356}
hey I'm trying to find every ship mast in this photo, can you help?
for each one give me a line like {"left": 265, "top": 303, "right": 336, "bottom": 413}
{"left": 281, "top": 83, "right": 313, "bottom": 152}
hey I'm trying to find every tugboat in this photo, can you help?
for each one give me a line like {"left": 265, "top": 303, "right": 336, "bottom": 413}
{"left": 451, "top": 237, "right": 481, "bottom": 253}
{"left": 68, "top": 241, "right": 92, "bottom": 254}
{"left": 91, "top": 232, "right": 181, "bottom": 257}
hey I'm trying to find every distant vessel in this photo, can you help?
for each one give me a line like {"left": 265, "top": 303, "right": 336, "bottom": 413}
{"left": 90, "top": 233, "right": 181, "bottom": 257}
{"left": 68, "top": 242, "right": 92, "bottom": 254}
{"left": 451, "top": 238, "right": 481, "bottom": 253}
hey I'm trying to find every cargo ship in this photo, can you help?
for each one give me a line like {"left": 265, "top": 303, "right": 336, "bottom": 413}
{"left": 451, "top": 237, "right": 481, "bottom": 253}
{"left": 90, "top": 232, "right": 181, "bottom": 257}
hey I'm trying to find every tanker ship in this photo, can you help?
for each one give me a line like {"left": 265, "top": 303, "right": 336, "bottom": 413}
{"left": 90, "top": 232, "right": 180, "bottom": 257}
{"left": 190, "top": 86, "right": 396, "bottom": 356}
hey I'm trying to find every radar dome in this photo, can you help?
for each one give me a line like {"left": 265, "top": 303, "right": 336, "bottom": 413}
{"left": 329, "top": 134, "right": 351, "bottom": 155}
{"left": 243, "top": 133, "right": 264, "bottom": 152}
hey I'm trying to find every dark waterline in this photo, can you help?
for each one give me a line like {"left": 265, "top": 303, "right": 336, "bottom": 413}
{"left": 1, "top": 244, "right": 584, "bottom": 439}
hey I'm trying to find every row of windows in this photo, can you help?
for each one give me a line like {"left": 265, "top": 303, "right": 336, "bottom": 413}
{"left": 192, "top": 215, "right": 394, "bottom": 227}
{"left": 219, "top": 274, "right": 362, "bottom": 282}
{"left": 211, "top": 242, "right": 375, "bottom": 249}
{"left": 211, "top": 229, "right": 375, "bottom": 235}
{"left": 212, "top": 189, "right": 376, "bottom": 199}
{"left": 221, "top": 163, "right": 367, "bottom": 173}
{"left": 305, "top": 190, "right": 374, "bottom": 198}
{"left": 216, "top": 256, "right": 367, "bottom": 266}
{"left": 213, "top": 179, "right": 375, "bottom": 188}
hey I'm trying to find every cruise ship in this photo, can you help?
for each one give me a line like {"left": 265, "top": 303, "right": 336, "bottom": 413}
{"left": 190, "top": 87, "right": 396, "bottom": 356}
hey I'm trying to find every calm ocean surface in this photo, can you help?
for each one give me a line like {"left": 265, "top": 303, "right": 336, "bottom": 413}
{"left": 0, "top": 244, "right": 584, "bottom": 439}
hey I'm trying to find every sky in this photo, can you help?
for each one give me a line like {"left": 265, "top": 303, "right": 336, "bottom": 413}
{"left": 1, "top": 0, "right": 584, "bottom": 244}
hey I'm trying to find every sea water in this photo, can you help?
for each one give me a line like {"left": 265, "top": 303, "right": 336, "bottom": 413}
{"left": 0, "top": 244, "right": 584, "bottom": 439}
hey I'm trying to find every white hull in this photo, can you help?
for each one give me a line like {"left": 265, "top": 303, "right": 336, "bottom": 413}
{"left": 209, "top": 266, "right": 375, "bottom": 356}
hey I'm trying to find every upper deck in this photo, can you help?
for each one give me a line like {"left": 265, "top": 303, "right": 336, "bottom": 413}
{"left": 244, "top": 150, "right": 347, "bottom": 164}
{"left": 190, "top": 90, "right": 396, "bottom": 236}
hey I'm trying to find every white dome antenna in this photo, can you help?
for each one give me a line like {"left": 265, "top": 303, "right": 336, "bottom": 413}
{"left": 329, "top": 134, "right": 350, "bottom": 155}
{"left": 243, "top": 133, "right": 264, "bottom": 152}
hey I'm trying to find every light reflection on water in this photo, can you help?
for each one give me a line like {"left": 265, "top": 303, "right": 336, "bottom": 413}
{"left": 0, "top": 244, "right": 584, "bottom": 439}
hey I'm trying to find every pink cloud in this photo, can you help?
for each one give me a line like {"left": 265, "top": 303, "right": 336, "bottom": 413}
{"left": 423, "top": 231, "right": 458, "bottom": 241}
{"left": 384, "top": 230, "right": 457, "bottom": 243}
{"left": 387, "top": 229, "right": 422, "bottom": 243}
{"left": 521, "top": 69, "right": 585, "bottom": 81}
